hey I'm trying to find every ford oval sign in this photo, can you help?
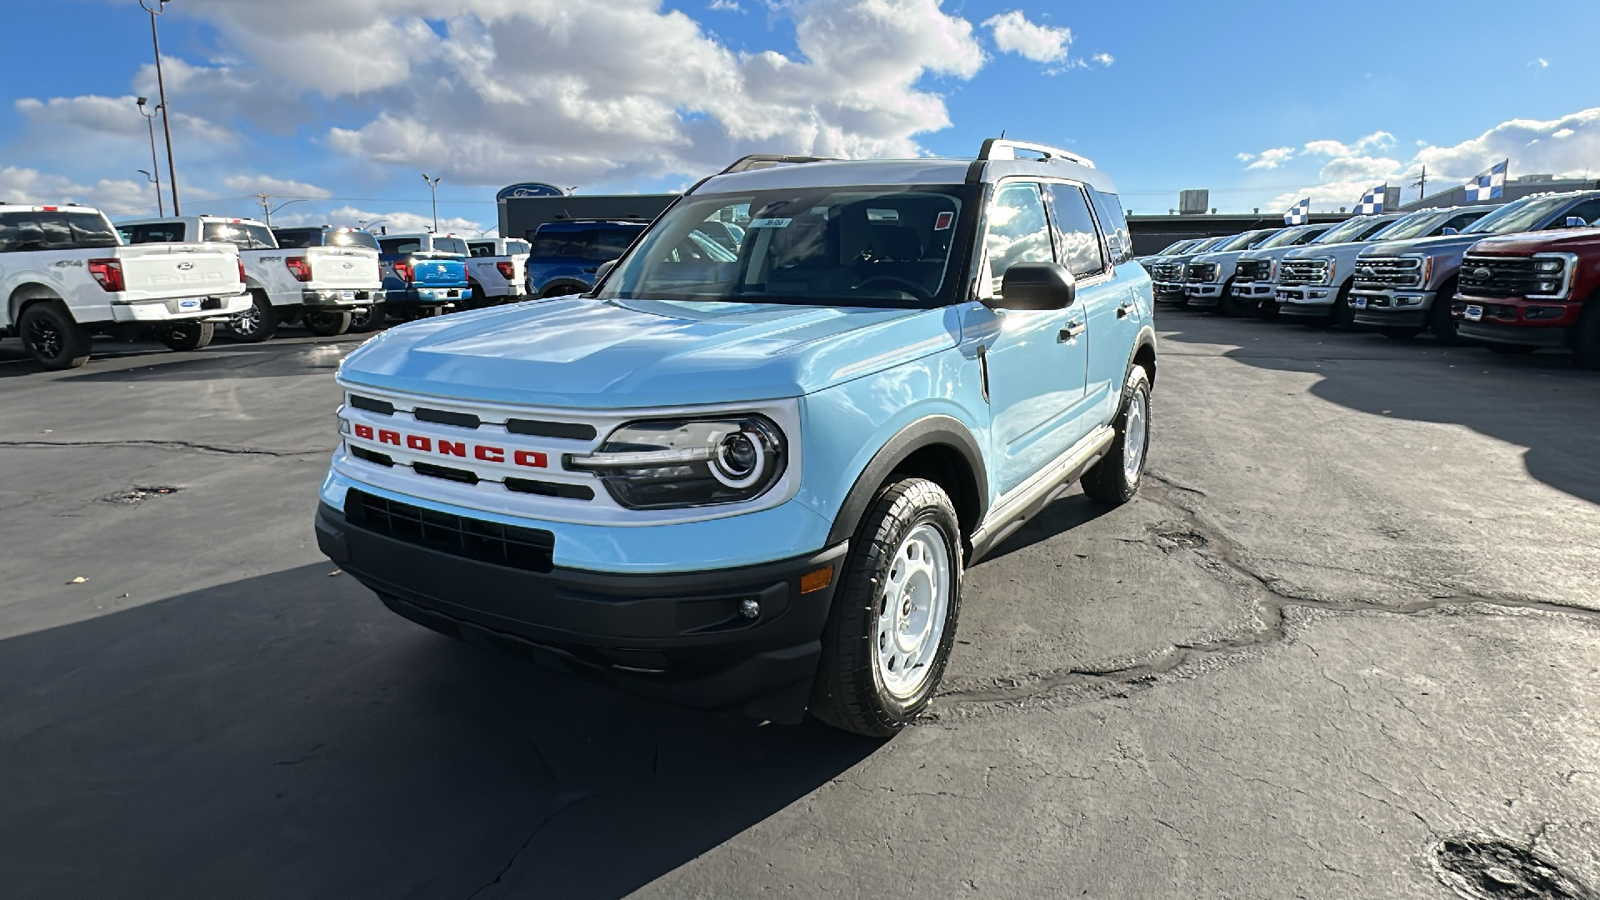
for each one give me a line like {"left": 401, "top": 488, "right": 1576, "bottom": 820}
{"left": 1473, "top": 267, "right": 1493, "bottom": 280}
{"left": 495, "top": 183, "right": 567, "bottom": 201}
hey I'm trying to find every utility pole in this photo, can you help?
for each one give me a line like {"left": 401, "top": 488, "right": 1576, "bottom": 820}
{"left": 135, "top": 97, "right": 164, "bottom": 215}
{"left": 421, "top": 173, "right": 442, "bottom": 232}
{"left": 140, "top": 0, "right": 180, "bottom": 214}
{"left": 251, "top": 193, "right": 307, "bottom": 227}
{"left": 1410, "top": 165, "right": 1427, "bottom": 205}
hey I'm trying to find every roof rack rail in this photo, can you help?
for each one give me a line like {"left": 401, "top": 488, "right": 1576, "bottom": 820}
{"left": 719, "top": 154, "right": 838, "bottom": 175}
{"left": 978, "top": 138, "right": 1095, "bottom": 169}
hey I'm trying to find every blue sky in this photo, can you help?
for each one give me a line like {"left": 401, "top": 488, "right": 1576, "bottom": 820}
{"left": 4, "top": 0, "right": 1597, "bottom": 233}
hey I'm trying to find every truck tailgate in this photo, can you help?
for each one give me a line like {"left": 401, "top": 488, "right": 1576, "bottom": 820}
{"left": 305, "top": 246, "right": 382, "bottom": 290}
{"left": 116, "top": 243, "right": 243, "bottom": 303}
{"left": 411, "top": 255, "right": 467, "bottom": 287}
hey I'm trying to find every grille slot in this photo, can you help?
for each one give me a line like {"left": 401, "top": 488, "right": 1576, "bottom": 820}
{"left": 351, "top": 446, "right": 393, "bottom": 467}
{"left": 506, "top": 419, "right": 599, "bottom": 441}
{"left": 344, "top": 488, "right": 554, "bottom": 573}
{"left": 350, "top": 395, "right": 395, "bottom": 415}
{"left": 414, "top": 408, "right": 482, "bottom": 429}
{"left": 1353, "top": 256, "right": 1423, "bottom": 289}
{"left": 505, "top": 478, "right": 596, "bottom": 501}
{"left": 413, "top": 462, "right": 480, "bottom": 485}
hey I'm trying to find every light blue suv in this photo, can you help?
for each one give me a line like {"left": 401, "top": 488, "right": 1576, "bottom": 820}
{"left": 315, "top": 140, "right": 1157, "bottom": 736}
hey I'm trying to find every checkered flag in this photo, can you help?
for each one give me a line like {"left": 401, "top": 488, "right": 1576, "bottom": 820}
{"left": 1284, "top": 197, "right": 1311, "bottom": 226}
{"left": 1465, "top": 160, "right": 1508, "bottom": 202}
{"left": 1354, "top": 184, "right": 1387, "bottom": 215}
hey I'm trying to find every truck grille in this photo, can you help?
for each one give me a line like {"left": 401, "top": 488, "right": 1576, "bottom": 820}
{"left": 1353, "top": 256, "right": 1423, "bottom": 290}
{"left": 1186, "top": 262, "right": 1218, "bottom": 283}
{"left": 1234, "top": 259, "right": 1271, "bottom": 283}
{"left": 1150, "top": 262, "right": 1183, "bottom": 282}
{"left": 1458, "top": 255, "right": 1563, "bottom": 299}
{"left": 1278, "top": 259, "right": 1329, "bottom": 287}
{"left": 344, "top": 488, "right": 555, "bottom": 573}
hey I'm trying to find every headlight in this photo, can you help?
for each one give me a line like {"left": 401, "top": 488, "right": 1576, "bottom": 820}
{"left": 1534, "top": 259, "right": 1564, "bottom": 273}
{"left": 569, "top": 416, "right": 786, "bottom": 509}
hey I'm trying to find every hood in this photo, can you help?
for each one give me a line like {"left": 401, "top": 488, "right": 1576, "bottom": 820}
{"left": 1465, "top": 227, "right": 1600, "bottom": 256}
{"left": 338, "top": 295, "right": 960, "bottom": 409}
{"left": 1358, "top": 232, "right": 1480, "bottom": 256}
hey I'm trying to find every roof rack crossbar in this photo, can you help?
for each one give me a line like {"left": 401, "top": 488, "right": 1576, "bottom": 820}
{"left": 978, "top": 138, "right": 1095, "bottom": 169}
{"left": 719, "top": 154, "right": 838, "bottom": 175}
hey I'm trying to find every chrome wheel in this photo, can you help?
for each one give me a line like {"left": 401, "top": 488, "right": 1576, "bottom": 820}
{"left": 1122, "top": 388, "right": 1148, "bottom": 483}
{"left": 875, "top": 522, "right": 953, "bottom": 699}
{"left": 234, "top": 304, "right": 261, "bottom": 336}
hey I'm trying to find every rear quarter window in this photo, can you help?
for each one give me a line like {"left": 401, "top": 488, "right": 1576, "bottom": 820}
{"left": 0, "top": 211, "right": 121, "bottom": 252}
{"left": 1088, "top": 189, "right": 1132, "bottom": 266}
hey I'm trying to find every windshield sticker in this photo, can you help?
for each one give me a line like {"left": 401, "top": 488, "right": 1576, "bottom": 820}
{"left": 748, "top": 217, "right": 793, "bottom": 229}
{"left": 867, "top": 208, "right": 900, "bottom": 222}
{"left": 934, "top": 211, "right": 954, "bottom": 231}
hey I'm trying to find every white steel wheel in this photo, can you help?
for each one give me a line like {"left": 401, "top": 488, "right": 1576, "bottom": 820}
{"left": 1122, "top": 387, "right": 1148, "bottom": 484}
{"left": 874, "top": 523, "right": 953, "bottom": 699}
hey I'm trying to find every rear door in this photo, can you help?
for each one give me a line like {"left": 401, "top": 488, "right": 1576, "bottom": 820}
{"left": 1062, "top": 184, "right": 1138, "bottom": 423}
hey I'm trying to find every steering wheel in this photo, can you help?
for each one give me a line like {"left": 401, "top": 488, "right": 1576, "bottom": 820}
{"left": 855, "top": 276, "right": 932, "bottom": 302}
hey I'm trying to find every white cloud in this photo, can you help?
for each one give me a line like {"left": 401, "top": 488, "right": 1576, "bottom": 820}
{"left": 1531, "top": 58, "right": 1549, "bottom": 68}
{"left": 272, "top": 204, "right": 486, "bottom": 236}
{"left": 708, "top": 0, "right": 743, "bottom": 10}
{"left": 1091, "top": 52, "right": 1113, "bottom": 67}
{"left": 221, "top": 175, "right": 333, "bottom": 199}
{"left": 984, "top": 10, "right": 1071, "bottom": 65}
{"left": 0, "top": 166, "right": 160, "bottom": 214}
{"left": 1415, "top": 107, "right": 1600, "bottom": 181}
{"left": 1303, "top": 131, "right": 1395, "bottom": 158}
{"left": 1241, "top": 146, "right": 1295, "bottom": 170}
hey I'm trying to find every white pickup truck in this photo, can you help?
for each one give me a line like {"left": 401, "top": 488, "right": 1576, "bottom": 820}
{"left": 1, "top": 204, "right": 249, "bottom": 369}
{"left": 118, "top": 215, "right": 382, "bottom": 341}
{"left": 465, "top": 237, "right": 530, "bottom": 306}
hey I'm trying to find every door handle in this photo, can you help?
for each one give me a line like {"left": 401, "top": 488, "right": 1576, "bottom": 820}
{"left": 1058, "top": 321, "right": 1086, "bottom": 342}
{"left": 1116, "top": 301, "right": 1135, "bottom": 319}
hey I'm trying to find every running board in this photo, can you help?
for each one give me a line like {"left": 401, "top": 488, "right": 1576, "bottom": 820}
{"left": 967, "top": 425, "right": 1115, "bottom": 564}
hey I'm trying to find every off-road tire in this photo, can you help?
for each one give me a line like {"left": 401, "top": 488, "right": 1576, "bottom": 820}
{"left": 809, "top": 478, "right": 963, "bottom": 737}
{"left": 1428, "top": 279, "right": 1461, "bottom": 344}
{"left": 19, "top": 301, "right": 92, "bottom": 370}
{"left": 1081, "top": 365, "right": 1152, "bottom": 505}
{"left": 1572, "top": 300, "right": 1600, "bottom": 370}
{"left": 349, "top": 303, "right": 385, "bottom": 334}
{"left": 232, "top": 290, "right": 278, "bottom": 343}
{"left": 303, "top": 310, "right": 352, "bottom": 337}
{"left": 1330, "top": 282, "right": 1356, "bottom": 328}
{"left": 1219, "top": 280, "right": 1253, "bottom": 317}
{"left": 160, "top": 321, "right": 214, "bottom": 352}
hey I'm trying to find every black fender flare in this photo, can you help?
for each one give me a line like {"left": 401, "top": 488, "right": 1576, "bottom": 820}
{"left": 1125, "top": 324, "right": 1158, "bottom": 385}
{"left": 825, "top": 415, "right": 988, "bottom": 547}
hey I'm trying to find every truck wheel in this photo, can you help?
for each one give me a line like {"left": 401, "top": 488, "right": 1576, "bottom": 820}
{"left": 1574, "top": 301, "right": 1600, "bottom": 370}
{"left": 1379, "top": 326, "right": 1424, "bottom": 340}
{"left": 1428, "top": 279, "right": 1461, "bottom": 344}
{"left": 231, "top": 291, "right": 279, "bottom": 343}
{"left": 1219, "top": 281, "right": 1252, "bottom": 317}
{"left": 19, "top": 301, "right": 92, "bottom": 370}
{"left": 303, "top": 310, "right": 352, "bottom": 337}
{"left": 349, "top": 303, "right": 385, "bottom": 334}
{"left": 160, "top": 322, "right": 214, "bottom": 352}
{"left": 810, "top": 477, "right": 963, "bottom": 737}
{"left": 1080, "top": 365, "right": 1152, "bottom": 505}
{"left": 1330, "top": 283, "right": 1356, "bottom": 328}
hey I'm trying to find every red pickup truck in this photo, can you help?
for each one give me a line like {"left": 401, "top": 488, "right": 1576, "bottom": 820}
{"left": 1453, "top": 226, "right": 1600, "bottom": 367}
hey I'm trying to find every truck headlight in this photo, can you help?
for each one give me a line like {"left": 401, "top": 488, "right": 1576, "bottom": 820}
{"left": 569, "top": 416, "right": 786, "bottom": 509}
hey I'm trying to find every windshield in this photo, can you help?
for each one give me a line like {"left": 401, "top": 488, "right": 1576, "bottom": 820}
{"left": 1256, "top": 227, "right": 1315, "bottom": 250}
{"left": 1190, "top": 236, "right": 1229, "bottom": 252}
{"left": 203, "top": 221, "right": 277, "bottom": 250}
{"left": 1215, "top": 231, "right": 1266, "bottom": 252}
{"left": 597, "top": 184, "right": 971, "bottom": 307}
{"left": 1311, "top": 216, "right": 1381, "bottom": 244}
{"left": 330, "top": 229, "right": 379, "bottom": 250}
{"left": 1158, "top": 239, "right": 1194, "bottom": 255}
{"left": 1364, "top": 212, "right": 1441, "bottom": 242}
{"left": 1463, "top": 196, "right": 1569, "bottom": 235}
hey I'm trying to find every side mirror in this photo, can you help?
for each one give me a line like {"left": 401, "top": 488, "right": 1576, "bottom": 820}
{"left": 1441, "top": 227, "right": 1459, "bottom": 236}
{"left": 1565, "top": 217, "right": 1586, "bottom": 228}
{"left": 594, "top": 259, "right": 618, "bottom": 283}
{"left": 991, "top": 262, "right": 1077, "bottom": 311}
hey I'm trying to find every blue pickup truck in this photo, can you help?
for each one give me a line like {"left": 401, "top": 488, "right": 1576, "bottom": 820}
{"left": 523, "top": 219, "right": 649, "bottom": 298}
{"left": 376, "top": 233, "right": 471, "bottom": 325}
{"left": 317, "top": 141, "right": 1156, "bottom": 735}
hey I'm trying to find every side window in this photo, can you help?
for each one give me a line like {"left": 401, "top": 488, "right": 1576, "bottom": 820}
{"left": 1443, "top": 212, "right": 1483, "bottom": 232}
{"left": 1048, "top": 184, "right": 1108, "bottom": 277}
{"left": 985, "top": 182, "right": 1054, "bottom": 294}
{"left": 586, "top": 229, "right": 638, "bottom": 261}
{"left": 1552, "top": 198, "right": 1600, "bottom": 228}
{"left": 1088, "top": 189, "right": 1131, "bottom": 266}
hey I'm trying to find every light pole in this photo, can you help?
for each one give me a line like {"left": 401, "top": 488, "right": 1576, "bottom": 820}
{"left": 251, "top": 193, "right": 307, "bottom": 227}
{"left": 421, "top": 173, "right": 441, "bottom": 232}
{"left": 139, "top": 0, "right": 180, "bottom": 214}
{"left": 135, "top": 97, "right": 164, "bottom": 215}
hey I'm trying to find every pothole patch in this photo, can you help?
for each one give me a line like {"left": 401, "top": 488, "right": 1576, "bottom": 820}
{"left": 1154, "top": 529, "right": 1209, "bottom": 551}
{"left": 102, "top": 485, "right": 183, "bottom": 506}
{"left": 1431, "top": 834, "right": 1596, "bottom": 900}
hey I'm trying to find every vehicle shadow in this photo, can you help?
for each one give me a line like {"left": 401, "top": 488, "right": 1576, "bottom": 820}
{"left": 1159, "top": 311, "right": 1600, "bottom": 507}
{"left": 0, "top": 333, "right": 375, "bottom": 380}
{"left": 977, "top": 491, "right": 1115, "bottom": 564}
{"left": 0, "top": 563, "right": 879, "bottom": 900}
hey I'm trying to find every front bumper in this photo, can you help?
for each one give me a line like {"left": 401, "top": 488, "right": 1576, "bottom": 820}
{"left": 302, "top": 288, "right": 382, "bottom": 308}
{"left": 1153, "top": 281, "right": 1187, "bottom": 302}
{"left": 1456, "top": 319, "right": 1571, "bottom": 348}
{"left": 1349, "top": 288, "right": 1435, "bottom": 327}
{"left": 1274, "top": 286, "right": 1335, "bottom": 316}
{"left": 1184, "top": 282, "right": 1226, "bottom": 307}
{"left": 315, "top": 499, "right": 846, "bottom": 720}
{"left": 110, "top": 291, "right": 251, "bottom": 323}
{"left": 389, "top": 286, "right": 470, "bottom": 306}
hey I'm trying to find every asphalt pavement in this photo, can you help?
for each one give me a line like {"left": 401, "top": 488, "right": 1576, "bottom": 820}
{"left": 2, "top": 309, "right": 1598, "bottom": 899}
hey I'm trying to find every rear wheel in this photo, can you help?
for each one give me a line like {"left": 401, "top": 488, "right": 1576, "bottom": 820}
{"left": 159, "top": 321, "right": 214, "bottom": 352}
{"left": 1081, "top": 366, "right": 1152, "bottom": 505}
{"left": 19, "top": 301, "right": 92, "bottom": 370}
{"left": 231, "top": 291, "right": 278, "bottom": 342}
{"left": 349, "top": 303, "right": 385, "bottom": 334}
{"left": 1428, "top": 279, "right": 1461, "bottom": 344}
{"left": 302, "top": 310, "right": 351, "bottom": 337}
{"left": 810, "top": 478, "right": 962, "bottom": 737}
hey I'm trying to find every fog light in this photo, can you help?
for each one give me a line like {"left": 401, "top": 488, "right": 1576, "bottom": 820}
{"left": 739, "top": 598, "right": 761, "bottom": 619}
{"left": 1525, "top": 306, "right": 1564, "bottom": 320}
{"left": 1536, "top": 281, "right": 1559, "bottom": 294}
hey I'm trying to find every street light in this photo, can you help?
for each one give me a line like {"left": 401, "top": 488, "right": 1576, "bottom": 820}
{"left": 421, "top": 173, "right": 442, "bottom": 232}
{"left": 139, "top": 0, "right": 180, "bottom": 214}
{"left": 135, "top": 97, "right": 164, "bottom": 215}
{"left": 251, "top": 193, "right": 307, "bottom": 227}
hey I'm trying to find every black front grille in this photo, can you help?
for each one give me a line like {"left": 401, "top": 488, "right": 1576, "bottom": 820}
{"left": 1352, "top": 256, "right": 1423, "bottom": 289}
{"left": 344, "top": 488, "right": 554, "bottom": 573}
{"left": 1278, "top": 259, "right": 1328, "bottom": 287}
{"left": 1459, "top": 256, "right": 1557, "bottom": 298}
{"left": 1150, "top": 263, "right": 1182, "bottom": 281}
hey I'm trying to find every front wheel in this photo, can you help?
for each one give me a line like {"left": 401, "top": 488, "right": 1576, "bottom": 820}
{"left": 810, "top": 478, "right": 963, "bottom": 737}
{"left": 1219, "top": 281, "right": 1253, "bottom": 317}
{"left": 1574, "top": 301, "right": 1600, "bottom": 370}
{"left": 1080, "top": 365, "right": 1152, "bottom": 505}
{"left": 1429, "top": 281, "right": 1461, "bottom": 344}
{"left": 159, "top": 321, "right": 214, "bottom": 352}
{"left": 303, "top": 310, "right": 352, "bottom": 337}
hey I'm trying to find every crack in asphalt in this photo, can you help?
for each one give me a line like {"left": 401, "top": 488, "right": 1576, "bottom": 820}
{"left": 938, "top": 474, "right": 1600, "bottom": 709}
{"left": 0, "top": 439, "right": 324, "bottom": 458}
{"left": 465, "top": 791, "right": 594, "bottom": 900}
